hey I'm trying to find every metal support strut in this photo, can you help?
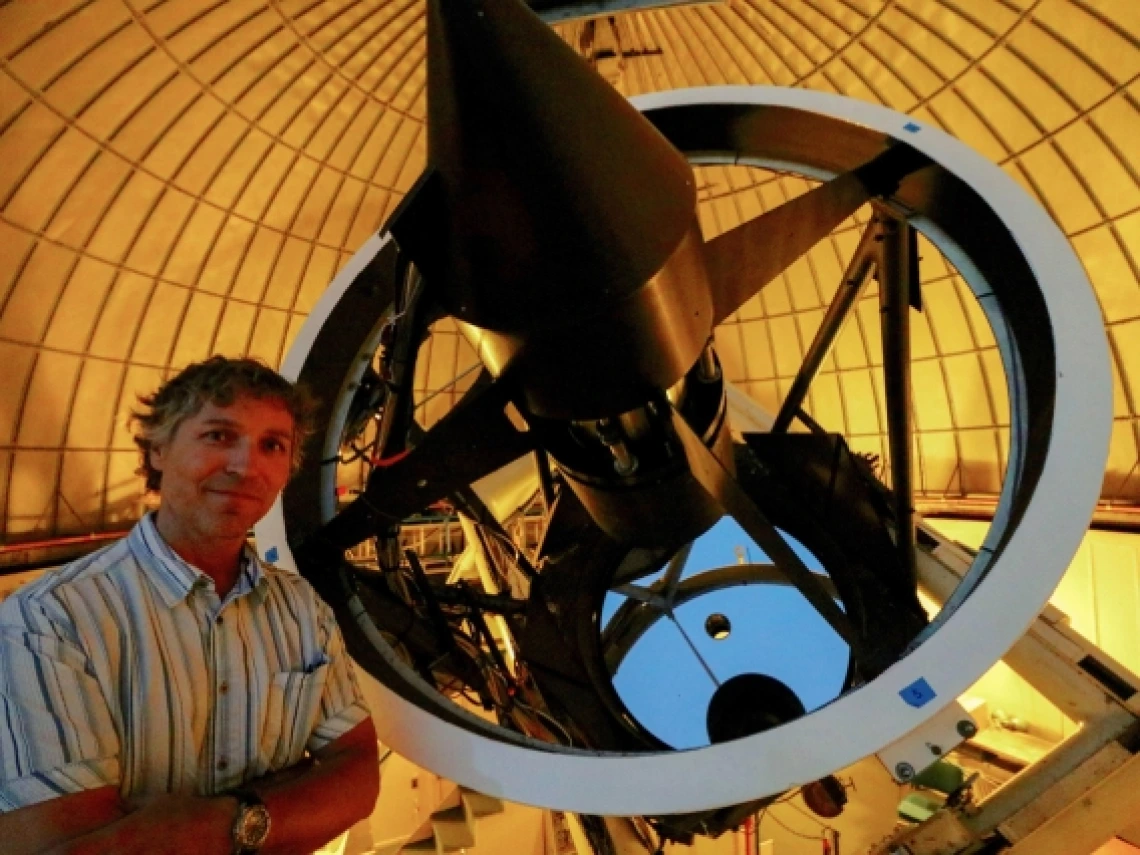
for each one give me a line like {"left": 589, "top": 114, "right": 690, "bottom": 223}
{"left": 772, "top": 218, "right": 881, "bottom": 434}
{"left": 876, "top": 208, "right": 918, "bottom": 590}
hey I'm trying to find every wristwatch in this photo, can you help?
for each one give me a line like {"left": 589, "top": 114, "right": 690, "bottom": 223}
{"left": 231, "top": 789, "right": 272, "bottom": 854}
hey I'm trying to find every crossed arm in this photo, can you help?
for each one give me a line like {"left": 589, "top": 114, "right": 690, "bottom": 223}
{"left": 0, "top": 717, "right": 380, "bottom": 855}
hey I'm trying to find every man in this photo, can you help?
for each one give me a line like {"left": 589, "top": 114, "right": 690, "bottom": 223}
{"left": 0, "top": 356, "right": 380, "bottom": 854}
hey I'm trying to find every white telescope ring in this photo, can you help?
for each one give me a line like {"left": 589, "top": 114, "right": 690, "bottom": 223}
{"left": 256, "top": 86, "right": 1111, "bottom": 815}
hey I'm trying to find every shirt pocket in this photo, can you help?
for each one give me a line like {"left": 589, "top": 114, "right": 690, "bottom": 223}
{"left": 259, "top": 660, "right": 330, "bottom": 772}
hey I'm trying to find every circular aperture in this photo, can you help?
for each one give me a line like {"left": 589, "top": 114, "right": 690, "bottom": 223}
{"left": 605, "top": 517, "right": 850, "bottom": 749}
{"left": 705, "top": 613, "right": 731, "bottom": 640}
{"left": 707, "top": 673, "right": 807, "bottom": 744}
{"left": 258, "top": 87, "right": 1110, "bottom": 814}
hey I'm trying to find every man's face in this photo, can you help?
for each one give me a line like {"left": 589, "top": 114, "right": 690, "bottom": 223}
{"left": 149, "top": 395, "right": 295, "bottom": 542}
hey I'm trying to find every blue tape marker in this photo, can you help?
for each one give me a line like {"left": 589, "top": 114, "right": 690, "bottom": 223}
{"left": 265, "top": 546, "right": 279, "bottom": 563}
{"left": 903, "top": 121, "right": 921, "bottom": 133}
{"left": 900, "top": 678, "right": 936, "bottom": 708}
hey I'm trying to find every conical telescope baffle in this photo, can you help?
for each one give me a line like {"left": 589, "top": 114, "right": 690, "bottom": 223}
{"left": 420, "top": 0, "right": 715, "bottom": 419}
{"left": 425, "top": 0, "right": 698, "bottom": 334}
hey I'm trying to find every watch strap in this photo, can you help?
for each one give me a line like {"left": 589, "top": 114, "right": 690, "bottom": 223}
{"left": 233, "top": 788, "right": 264, "bottom": 808}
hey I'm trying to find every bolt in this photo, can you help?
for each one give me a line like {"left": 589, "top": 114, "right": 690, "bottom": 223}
{"left": 957, "top": 720, "right": 978, "bottom": 738}
{"left": 895, "top": 762, "right": 915, "bottom": 782}
{"left": 613, "top": 454, "right": 638, "bottom": 477}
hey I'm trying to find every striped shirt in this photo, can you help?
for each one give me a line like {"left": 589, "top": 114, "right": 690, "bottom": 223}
{"left": 0, "top": 513, "right": 370, "bottom": 810}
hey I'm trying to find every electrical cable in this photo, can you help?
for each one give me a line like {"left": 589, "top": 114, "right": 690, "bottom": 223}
{"left": 787, "top": 799, "right": 838, "bottom": 830}
{"left": 511, "top": 697, "right": 575, "bottom": 746}
{"left": 764, "top": 809, "right": 828, "bottom": 841}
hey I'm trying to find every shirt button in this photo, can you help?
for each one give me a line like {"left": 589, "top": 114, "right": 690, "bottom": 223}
{"left": 216, "top": 615, "right": 224, "bottom": 626}
{"left": 217, "top": 758, "right": 228, "bottom": 771}
{"left": 219, "top": 682, "right": 229, "bottom": 694}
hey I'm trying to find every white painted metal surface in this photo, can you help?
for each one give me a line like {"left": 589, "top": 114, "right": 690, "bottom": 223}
{"left": 256, "top": 87, "right": 1111, "bottom": 815}
{"left": 875, "top": 698, "right": 976, "bottom": 783}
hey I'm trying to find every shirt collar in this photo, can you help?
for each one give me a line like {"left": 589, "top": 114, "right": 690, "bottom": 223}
{"left": 129, "top": 513, "right": 269, "bottom": 608}
{"left": 239, "top": 548, "right": 270, "bottom": 604}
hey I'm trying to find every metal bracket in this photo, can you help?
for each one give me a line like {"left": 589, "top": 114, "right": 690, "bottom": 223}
{"left": 877, "top": 698, "right": 979, "bottom": 784}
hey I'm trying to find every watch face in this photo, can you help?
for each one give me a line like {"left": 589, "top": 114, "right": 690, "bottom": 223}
{"left": 237, "top": 804, "right": 272, "bottom": 848}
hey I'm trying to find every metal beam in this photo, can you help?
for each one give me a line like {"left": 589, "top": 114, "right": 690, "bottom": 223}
{"left": 877, "top": 209, "right": 918, "bottom": 588}
{"left": 771, "top": 218, "right": 880, "bottom": 433}
{"left": 670, "top": 407, "right": 857, "bottom": 649}
{"left": 1003, "top": 750, "right": 1140, "bottom": 855}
